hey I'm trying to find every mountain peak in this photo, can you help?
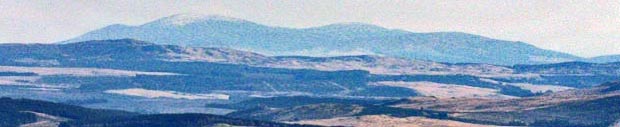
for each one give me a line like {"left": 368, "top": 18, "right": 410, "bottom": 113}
{"left": 150, "top": 14, "right": 247, "bottom": 26}
{"left": 306, "top": 22, "right": 390, "bottom": 32}
{"left": 328, "top": 22, "right": 381, "bottom": 27}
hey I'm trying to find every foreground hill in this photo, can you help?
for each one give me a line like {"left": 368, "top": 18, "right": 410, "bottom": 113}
{"left": 223, "top": 82, "right": 620, "bottom": 127}
{"left": 0, "top": 97, "right": 136, "bottom": 127}
{"left": 389, "top": 81, "right": 620, "bottom": 126}
{"left": 0, "top": 97, "right": 316, "bottom": 127}
{"left": 65, "top": 14, "right": 583, "bottom": 65}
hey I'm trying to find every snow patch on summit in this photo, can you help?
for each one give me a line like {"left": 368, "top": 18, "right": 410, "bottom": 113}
{"left": 157, "top": 14, "right": 245, "bottom": 26}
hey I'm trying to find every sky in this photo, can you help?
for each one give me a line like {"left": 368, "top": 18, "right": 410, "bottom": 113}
{"left": 0, "top": 0, "right": 618, "bottom": 57}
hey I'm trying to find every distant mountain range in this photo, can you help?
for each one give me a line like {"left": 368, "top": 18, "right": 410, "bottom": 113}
{"left": 63, "top": 14, "right": 617, "bottom": 65}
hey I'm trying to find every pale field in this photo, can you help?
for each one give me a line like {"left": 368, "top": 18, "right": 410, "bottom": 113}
{"left": 294, "top": 115, "right": 495, "bottom": 127}
{"left": 104, "top": 88, "right": 230, "bottom": 100}
{"left": 479, "top": 78, "right": 574, "bottom": 93}
{"left": 20, "top": 111, "right": 69, "bottom": 127}
{"left": 376, "top": 81, "right": 514, "bottom": 99}
{"left": 510, "top": 83, "right": 574, "bottom": 93}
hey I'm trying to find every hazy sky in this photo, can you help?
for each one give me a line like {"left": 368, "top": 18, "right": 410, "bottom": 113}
{"left": 1, "top": 0, "right": 618, "bottom": 57}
